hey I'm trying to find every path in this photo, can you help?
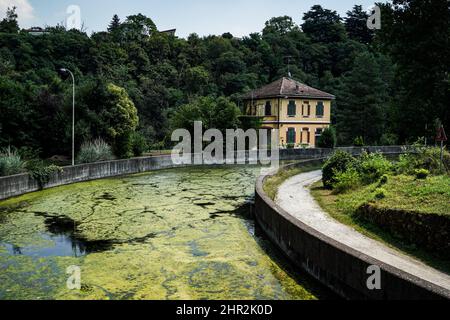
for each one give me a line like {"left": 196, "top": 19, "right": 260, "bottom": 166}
{"left": 275, "top": 170, "right": 450, "bottom": 292}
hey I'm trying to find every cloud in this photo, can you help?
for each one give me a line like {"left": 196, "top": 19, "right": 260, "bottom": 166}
{"left": 0, "top": 0, "right": 35, "bottom": 27}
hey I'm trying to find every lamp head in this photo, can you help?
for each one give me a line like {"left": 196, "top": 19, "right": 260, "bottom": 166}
{"left": 60, "top": 68, "right": 67, "bottom": 73}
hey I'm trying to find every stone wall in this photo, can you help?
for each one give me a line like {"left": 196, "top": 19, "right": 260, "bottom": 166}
{"left": 357, "top": 204, "right": 450, "bottom": 258}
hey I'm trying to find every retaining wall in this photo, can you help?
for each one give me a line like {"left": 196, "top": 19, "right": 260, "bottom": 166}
{"left": 0, "top": 146, "right": 407, "bottom": 202}
{"left": 254, "top": 159, "right": 450, "bottom": 300}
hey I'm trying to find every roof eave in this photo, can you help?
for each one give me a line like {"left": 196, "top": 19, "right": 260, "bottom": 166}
{"left": 242, "top": 94, "right": 335, "bottom": 101}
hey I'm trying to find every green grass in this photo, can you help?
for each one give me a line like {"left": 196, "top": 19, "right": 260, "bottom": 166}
{"left": 263, "top": 162, "right": 323, "bottom": 200}
{"left": 311, "top": 174, "right": 450, "bottom": 273}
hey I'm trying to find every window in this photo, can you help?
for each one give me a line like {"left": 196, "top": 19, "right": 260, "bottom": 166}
{"left": 316, "top": 102, "right": 324, "bottom": 118}
{"left": 301, "top": 128, "right": 310, "bottom": 144}
{"left": 288, "top": 101, "right": 296, "bottom": 117}
{"left": 265, "top": 101, "right": 272, "bottom": 116}
{"left": 287, "top": 128, "right": 296, "bottom": 144}
{"left": 302, "top": 102, "right": 311, "bottom": 117}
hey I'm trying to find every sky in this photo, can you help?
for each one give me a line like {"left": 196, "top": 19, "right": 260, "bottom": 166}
{"left": 1, "top": 0, "right": 382, "bottom": 38}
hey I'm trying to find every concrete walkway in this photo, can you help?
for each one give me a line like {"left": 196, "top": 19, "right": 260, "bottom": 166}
{"left": 276, "top": 170, "right": 450, "bottom": 292}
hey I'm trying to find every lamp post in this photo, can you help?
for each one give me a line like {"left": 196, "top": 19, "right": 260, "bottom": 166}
{"left": 60, "top": 68, "right": 75, "bottom": 166}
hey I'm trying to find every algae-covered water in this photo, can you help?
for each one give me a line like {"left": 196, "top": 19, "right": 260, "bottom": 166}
{"left": 0, "top": 166, "right": 326, "bottom": 300}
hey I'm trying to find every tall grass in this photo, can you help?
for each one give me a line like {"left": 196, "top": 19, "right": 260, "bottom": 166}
{"left": 0, "top": 147, "right": 26, "bottom": 177}
{"left": 77, "top": 139, "right": 114, "bottom": 164}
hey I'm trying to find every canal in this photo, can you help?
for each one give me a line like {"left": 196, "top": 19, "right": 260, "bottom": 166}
{"left": 0, "top": 166, "right": 330, "bottom": 300}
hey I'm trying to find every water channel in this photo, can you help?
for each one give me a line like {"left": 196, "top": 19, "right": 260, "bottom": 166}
{"left": 0, "top": 166, "right": 331, "bottom": 300}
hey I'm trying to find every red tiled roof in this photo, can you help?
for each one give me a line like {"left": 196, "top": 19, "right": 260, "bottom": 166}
{"left": 242, "top": 77, "right": 335, "bottom": 100}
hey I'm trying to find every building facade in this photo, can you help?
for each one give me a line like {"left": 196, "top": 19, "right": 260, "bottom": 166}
{"left": 242, "top": 77, "right": 335, "bottom": 148}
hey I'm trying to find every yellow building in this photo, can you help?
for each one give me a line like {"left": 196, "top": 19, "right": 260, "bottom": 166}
{"left": 242, "top": 77, "right": 335, "bottom": 148}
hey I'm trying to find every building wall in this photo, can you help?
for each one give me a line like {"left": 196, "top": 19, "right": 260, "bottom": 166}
{"left": 244, "top": 98, "right": 332, "bottom": 147}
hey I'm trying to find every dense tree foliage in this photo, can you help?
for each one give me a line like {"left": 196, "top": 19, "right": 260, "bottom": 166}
{"left": 0, "top": 1, "right": 448, "bottom": 159}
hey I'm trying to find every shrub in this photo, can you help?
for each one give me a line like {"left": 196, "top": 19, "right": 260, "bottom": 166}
{"left": 114, "top": 133, "right": 134, "bottom": 159}
{"left": 322, "top": 151, "right": 358, "bottom": 189}
{"left": 0, "top": 147, "right": 25, "bottom": 177}
{"left": 317, "top": 127, "right": 337, "bottom": 148}
{"left": 395, "top": 153, "right": 416, "bottom": 175}
{"left": 131, "top": 132, "right": 148, "bottom": 157}
{"left": 353, "top": 136, "right": 365, "bottom": 147}
{"left": 396, "top": 147, "right": 450, "bottom": 175}
{"left": 25, "top": 160, "right": 63, "bottom": 189}
{"left": 332, "top": 167, "right": 361, "bottom": 194}
{"left": 286, "top": 143, "right": 295, "bottom": 149}
{"left": 374, "top": 188, "right": 387, "bottom": 200}
{"left": 358, "top": 152, "right": 392, "bottom": 184}
{"left": 379, "top": 174, "right": 389, "bottom": 186}
{"left": 77, "top": 139, "right": 114, "bottom": 164}
{"left": 415, "top": 169, "right": 429, "bottom": 180}
{"left": 379, "top": 133, "right": 398, "bottom": 146}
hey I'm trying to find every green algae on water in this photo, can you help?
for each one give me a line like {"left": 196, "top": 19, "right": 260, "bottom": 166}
{"left": 0, "top": 166, "right": 324, "bottom": 300}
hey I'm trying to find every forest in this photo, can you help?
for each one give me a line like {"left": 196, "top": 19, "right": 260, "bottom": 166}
{"left": 0, "top": 0, "right": 449, "bottom": 160}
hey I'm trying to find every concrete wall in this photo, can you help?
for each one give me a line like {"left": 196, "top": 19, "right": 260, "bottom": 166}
{"left": 0, "top": 155, "right": 179, "bottom": 201}
{"left": 254, "top": 159, "right": 450, "bottom": 300}
{"left": 0, "top": 146, "right": 407, "bottom": 201}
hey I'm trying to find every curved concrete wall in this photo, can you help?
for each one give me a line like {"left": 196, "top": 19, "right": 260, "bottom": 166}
{"left": 0, "top": 146, "right": 407, "bottom": 201}
{"left": 254, "top": 159, "right": 450, "bottom": 300}
{"left": 0, "top": 155, "right": 179, "bottom": 201}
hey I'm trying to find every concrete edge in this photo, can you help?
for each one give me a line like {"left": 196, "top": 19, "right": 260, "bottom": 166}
{"left": 0, "top": 146, "right": 408, "bottom": 202}
{"left": 254, "top": 158, "right": 450, "bottom": 300}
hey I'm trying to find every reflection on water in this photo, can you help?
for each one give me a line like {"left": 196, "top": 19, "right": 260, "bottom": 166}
{"left": 0, "top": 166, "right": 331, "bottom": 300}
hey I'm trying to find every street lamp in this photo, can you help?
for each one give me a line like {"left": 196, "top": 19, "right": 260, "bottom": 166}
{"left": 60, "top": 68, "right": 75, "bottom": 166}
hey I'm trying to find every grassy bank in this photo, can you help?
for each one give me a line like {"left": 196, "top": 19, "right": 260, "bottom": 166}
{"left": 311, "top": 174, "right": 450, "bottom": 273}
{"left": 263, "top": 162, "right": 323, "bottom": 200}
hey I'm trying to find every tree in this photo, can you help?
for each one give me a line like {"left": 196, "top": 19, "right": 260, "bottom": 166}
{"left": 107, "top": 14, "right": 121, "bottom": 33}
{"left": 345, "top": 5, "right": 373, "bottom": 44}
{"left": 170, "top": 96, "right": 241, "bottom": 134}
{"left": 104, "top": 83, "right": 139, "bottom": 157}
{"left": 336, "top": 52, "right": 389, "bottom": 145}
{"left": 263, "top": 16, "right": 298, "bottom": 35}
{"left": 377, "top": 0, "right": 450, "bottom": 141}
{"left": 0, "top": 7, "right": 19, "bottom": 34}
{"left": 317, "top": 127, "right": 337, "bottom": 148}
{"left": 302, "top": 5, "right": 346, "bottom": 43}
{"left": 184, "top": 66, "right": 210, "bottom": 96}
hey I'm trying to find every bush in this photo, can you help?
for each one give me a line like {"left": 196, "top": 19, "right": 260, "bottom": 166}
{"left": 379, "top": 133, "right": 398, "bottom": 146}
{"left": 374, "top": 188, "right": 387, "bottom": 200}
{"left": 332, "top": 167, "right": 361, "bottom": 194}
{"left": 114, "top": 133, "right": 134, "bottom": 159}
{"left": 379, "top": 174, "right": 389, "bottom": 186}
{"left": 353, "top": 136, "right": 365, "bottom": 147}
{"left": 322, "top": 151, "right": 358, "bottom": 189}
{"left": 286, "top": 143, "right": 295, "bottom": 149}
{"left": 131, "top": 132, "right": 149, "bottom": 157}
{"left": 0, "top": 147, "right": 25, "bottom": 177}
{"left": 415, "top": 169, "right": 430, "bottom": 180}
{"left": 395, "top": 153, "right": 416, "bottom": 175}
{"left": 396, "top": 146, "right": 450, "bottom": 175}
{"left": 358, "top": 152, "right": 392, "bottom": 184}
{"left": 25, "top": 160, "right": 63, "bottom": 189}
{"left": 317, "top": 127, "right": 337, "bottom": 148}
{"left": 77, "top": 139, "right": 114, "bottom": 164}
